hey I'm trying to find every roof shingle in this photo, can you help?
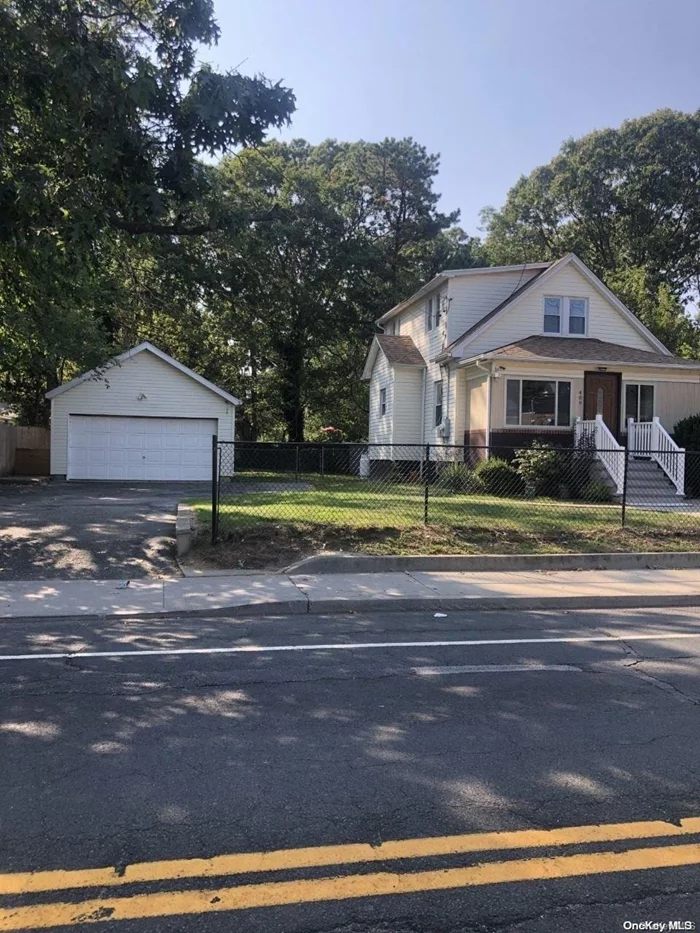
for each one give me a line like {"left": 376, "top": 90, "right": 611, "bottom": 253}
{"left": 480, "top": 336, "right": 700, "bottom": 367}
{"left": 376, "top": 334, "right": 426, "bottom": 366}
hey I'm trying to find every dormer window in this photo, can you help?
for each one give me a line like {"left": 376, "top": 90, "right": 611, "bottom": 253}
{"left": 543, "top": 297, "right": 588, "bottom": 336}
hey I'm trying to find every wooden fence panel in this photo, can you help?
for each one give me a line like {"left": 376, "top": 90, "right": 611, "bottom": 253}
{"left": 0, "top": 425, "right": 50, "bottom": 475}
{"left": 0, "top": 425, "right": 17, "bottom": 476}
{"left": 14, "top": 426, "right": 50, "bottom": 475}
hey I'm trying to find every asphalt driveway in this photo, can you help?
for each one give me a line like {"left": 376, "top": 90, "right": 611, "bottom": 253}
{"left": 0, "top": 481, "right": 209, "bottom": 580}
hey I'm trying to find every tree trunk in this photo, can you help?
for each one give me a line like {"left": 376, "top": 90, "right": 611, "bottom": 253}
{"left": 278, "top": 339, "right": 305, "bottom": 442}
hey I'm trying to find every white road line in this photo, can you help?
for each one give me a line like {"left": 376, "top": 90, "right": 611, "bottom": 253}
{"left": 0, "top": 631, "right": 699, "bottom": 662}
{"left": 413, "top": 664, "right": 582, "bottom": 675}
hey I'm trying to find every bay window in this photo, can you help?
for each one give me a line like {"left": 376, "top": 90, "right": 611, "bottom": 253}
{"left": 506, "top": 379, "right": 572, "bottom": 427}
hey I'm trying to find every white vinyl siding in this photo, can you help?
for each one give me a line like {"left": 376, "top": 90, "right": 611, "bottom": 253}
{"left": 466, "top": 373, "right": 489, "bottom": 436}
{"left": 463, "top": 265, "right": 658, "bottom": 357}
{"left": 649, "top": 378, "right": 700, "bottom": 435}
{"left": 368, "top": 350, "right": 393, "bottom": 446}
{"left": 393, "top": 367, "right": 424, "bottom": 445}
{"left": 392, "top": 291, "right": 447, "bottom": 444}
{"left": 50, "top": 350, "right": 235, "bottom": 477}
{"left": 446, "top": 270, "right": 542, "bottom": 348}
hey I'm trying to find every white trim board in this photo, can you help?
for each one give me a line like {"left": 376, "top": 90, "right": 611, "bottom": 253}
{"left": 46, "top": 342, "right": 241, "bottom": 406}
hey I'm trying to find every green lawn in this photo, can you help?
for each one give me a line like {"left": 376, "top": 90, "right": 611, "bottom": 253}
{"left": 185, "top": 473, "right": 700, "bottom": 569}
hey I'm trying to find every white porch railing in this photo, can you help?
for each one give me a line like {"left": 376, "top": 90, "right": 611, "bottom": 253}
{"left": 574, "top": 414, "right": 625, "bottom": 495}
{"left": 628, "top": 416, "right": 685, "bottom": 495}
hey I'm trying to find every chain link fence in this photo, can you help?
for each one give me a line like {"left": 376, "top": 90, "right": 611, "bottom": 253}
{"left": 210, "top": 439, "right": 700, "bottom": 553}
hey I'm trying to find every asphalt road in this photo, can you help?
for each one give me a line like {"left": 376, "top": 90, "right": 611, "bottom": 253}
{"left": 0, "top": 482, "right": 209, "bottom": 580}
{"left": 2, "top": 606, "right": 700, "bottom": 932}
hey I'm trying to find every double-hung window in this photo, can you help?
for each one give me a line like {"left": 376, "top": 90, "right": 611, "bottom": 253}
{"left": 506, "top": 379, "right": 572, "bottom": 427}
{"left": 425, "top": 298, "right": 434, "bottom": 332}
{"left": 625, "top": 384, "right": 654, "bottom": 423}
{"left": 543, "top": 297, "right": 588, "bottom": 336}
{"left": 543, "top": 297, "right": 562, "bottom": 334}
{"left": 434, "top": 380, "right": 443, "bottom": 426}
{"left": 379, "top": 387, "right": 387, "bottom": 417}
{"left": 435, "top": 292, "right": 442, "bottom": 327}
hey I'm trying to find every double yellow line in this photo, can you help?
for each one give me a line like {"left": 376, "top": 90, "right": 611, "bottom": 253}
{"left": 2, "top": 816, "right": 700, "bottom": 929}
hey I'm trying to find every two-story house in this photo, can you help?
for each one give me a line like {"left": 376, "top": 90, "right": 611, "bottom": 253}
{"left": 362, "top": 253, "right": 700, "bottom": 488}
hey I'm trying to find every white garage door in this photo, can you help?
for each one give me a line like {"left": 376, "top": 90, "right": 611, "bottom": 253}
{"left": 67, "top": 416, "right": 216, "bottom": 481}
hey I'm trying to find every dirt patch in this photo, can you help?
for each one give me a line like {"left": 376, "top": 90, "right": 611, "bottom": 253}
{"left": 183, "top": 520, "right": 700, "bottom": 572}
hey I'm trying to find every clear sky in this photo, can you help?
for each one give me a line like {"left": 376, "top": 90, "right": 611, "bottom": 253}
{"left": 209, "top": 0, "right": 700, "bottom": 236}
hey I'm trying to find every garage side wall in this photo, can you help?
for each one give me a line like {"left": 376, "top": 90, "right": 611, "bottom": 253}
{"left": 50, "top": 351, "right": 235, "bottom": 476}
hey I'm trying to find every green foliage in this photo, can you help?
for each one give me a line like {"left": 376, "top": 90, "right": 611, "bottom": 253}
{"left": 203, "top": 138, "right": 474, "bottom": 441}
{"left": 474, "top": 458, "right": 524, "bottom": 497}
{"left": 435, "top": 462, "right": 484, "bottom": 494}
{"left": 582, "top": 480, "right": 613, "bottom": 503}
{"left": 672, "top": 416, "right": 700, "bottom": 496}
{"left": 513, "top": 442, "right": 562, "bottom": 498}
{"left": 0, "top": 0, "right": 295, "bottom": 423}
{"left": 481, "top": 109, "right": 700, "bottom": 355}
{"left": 565, "top": 432, "right": 598, "bottom": 500}
{"left": 673, "top": 414, "right": 700, "bottom": 451}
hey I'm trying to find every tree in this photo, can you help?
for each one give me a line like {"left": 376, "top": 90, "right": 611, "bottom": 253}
{"left": 481, "top": 109, "right": 700, "bottom": 353}
{"left": 204, "top": 139, "right": 479, "bottom": 441}
{"left": 0, "top": 0, "right": 295, "bottom": 422}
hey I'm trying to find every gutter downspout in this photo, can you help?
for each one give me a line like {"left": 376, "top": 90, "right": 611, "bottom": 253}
{"left": 474, "top": 358, "right": 493, "bottom": 455}
{"left": 444, "top": 363, "right": 451, "bottom": 443}
{"left": 419, "top": 367, "right": 427, "bottom": 448}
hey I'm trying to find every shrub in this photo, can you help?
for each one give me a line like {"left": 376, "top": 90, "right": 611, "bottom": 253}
{"left": 673, "top": 415, "right": 700, "bottom": 497}
{"left": 513, "top": 442, "right": 562, "bottom": 498}
{"left": 673, "top": 414, "right": 700, "bottom": 451}
{"left": 474, "top": 457, "right": 524, "bottom": 497}
{"left": 566, "top": 432, "right": 597, "bottom": 500}
{"left": 435, "top": 462, "right": 484, "bottom": 494}
{"left": 582, "top": 479, "right": 612, "bottom": 503}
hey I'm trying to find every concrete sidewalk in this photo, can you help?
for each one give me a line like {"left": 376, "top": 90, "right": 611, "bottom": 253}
{"left": 2, "top": 567, "right": 700, "bottom": 619}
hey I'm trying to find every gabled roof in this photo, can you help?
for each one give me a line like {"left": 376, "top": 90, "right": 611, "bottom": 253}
{"left": 45, "top": 341, "right": 241, "bottom": 405}
{"left": 376, "top": 262, "right": 552, "bottom": 325}
{"left": 362, "top": 335, "right": 426, "bottom": 380}
{"left": 445, "top": 253, "right": 671, "bottom": 358}
{"left": 462, "top": 335, "right": 700, "bottom": 369}
{"left": 376, "top": 335, "right": 426, "bottom": 365}
{"left": 444, "top": 267, "right": 550, "bottom": 353}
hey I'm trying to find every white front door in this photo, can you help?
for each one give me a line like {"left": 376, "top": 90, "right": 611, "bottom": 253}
{"left": 67, "top": 416, "right": 216, "bottom": 481}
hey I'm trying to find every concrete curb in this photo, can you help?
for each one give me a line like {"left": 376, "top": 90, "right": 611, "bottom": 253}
{"left": 283, "top": 551, "right": 700, "bottom": 575}
{"left": 6, "top": 592, "right": 700, "bottom": 624}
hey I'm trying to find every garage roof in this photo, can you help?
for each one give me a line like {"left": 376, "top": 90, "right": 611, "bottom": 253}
{"left": 45, "top": 342, "right": 241, "bottom": 405}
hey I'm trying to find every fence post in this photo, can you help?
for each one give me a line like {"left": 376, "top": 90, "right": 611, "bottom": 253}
{"left": 295, "top": 444, "right": 300, "bottom": 481}
{"left": 320, "top": 445, "right": 325, "bottom": 477}
{"left": 423, "top": 443, "right": 430, "bottom": 524}
{"left": 211, "top": 434, "right": 219, "bottom": 545}
{"left": 621, "top": 436, "right": 630, "bottom": 528}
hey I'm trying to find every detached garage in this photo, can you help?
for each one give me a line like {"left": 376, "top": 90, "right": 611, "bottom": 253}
{"left": 46, "top": 342, "right": 239, "bottom": 481}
